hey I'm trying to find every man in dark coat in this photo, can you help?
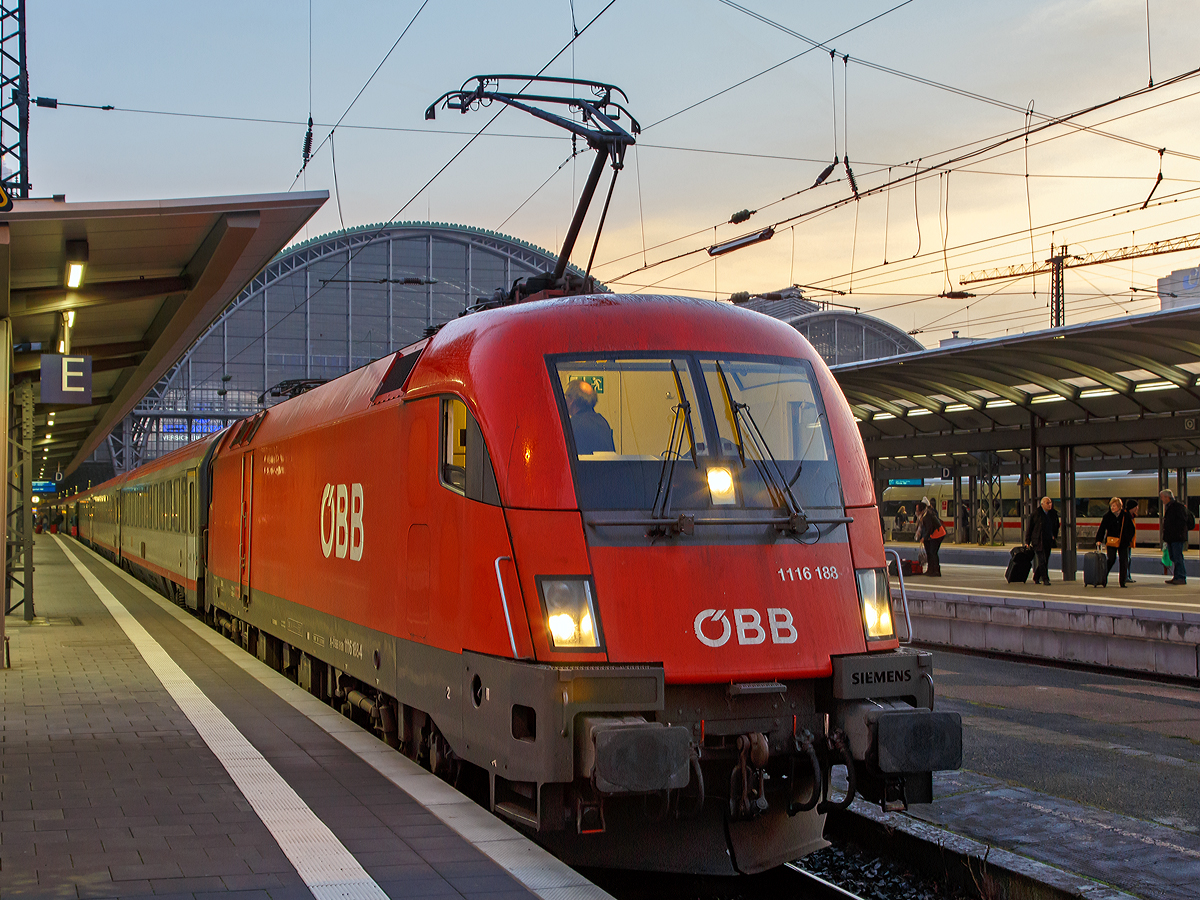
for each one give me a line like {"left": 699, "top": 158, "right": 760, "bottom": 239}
{"left": 1025, "top": 496, "right": 1060, "bottom": 585}
{"left": 565, "top": 379, "right": 615, "bottom": 454}
{"left": 1160, "top": 489, "right": 1194, "bottom": 584}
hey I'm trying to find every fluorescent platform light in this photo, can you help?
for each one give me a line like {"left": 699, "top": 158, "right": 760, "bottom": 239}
{"left": 1079, "top": 387, "right": 1117, "bottom": 398}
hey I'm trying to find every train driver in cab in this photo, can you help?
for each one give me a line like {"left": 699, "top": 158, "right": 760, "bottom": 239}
{"left": 565, "top": 378, "right": 615, "bottom": 454}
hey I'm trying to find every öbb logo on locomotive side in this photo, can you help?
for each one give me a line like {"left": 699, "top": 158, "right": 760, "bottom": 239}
{"left": 320, "top": 483, "right": 364, "bottom": 561}
{"left": 693, "top": 608, "right": 798, "bottom": 647}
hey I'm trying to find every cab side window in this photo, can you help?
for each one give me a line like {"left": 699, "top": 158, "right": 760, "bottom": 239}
{"left": 439, "top": 396, "right": 500, "bottom": 506}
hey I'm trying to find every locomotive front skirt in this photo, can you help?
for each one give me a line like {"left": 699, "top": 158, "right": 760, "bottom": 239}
{"left": 68, "top": 293, "right": 961, "bottom": 875}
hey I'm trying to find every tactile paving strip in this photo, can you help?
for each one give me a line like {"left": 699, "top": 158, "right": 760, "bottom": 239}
{"left": 58, "top": 538, "right": 391, "bottom": 900}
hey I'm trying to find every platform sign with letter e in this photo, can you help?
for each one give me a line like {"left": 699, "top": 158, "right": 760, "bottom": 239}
{"left": 40, "top": 354, "right": 92, "bottom": 404}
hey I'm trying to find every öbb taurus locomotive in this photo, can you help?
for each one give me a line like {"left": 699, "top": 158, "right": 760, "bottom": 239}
{"left": 68, "top": 293, "right": 961, "bottom": 875}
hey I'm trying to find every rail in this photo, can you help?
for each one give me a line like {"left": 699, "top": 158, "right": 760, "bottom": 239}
{"left": 783, "top": 863, "right": 869, "bottom": 900}
{"left": 884, "top": 548, "right": 913, "bottom": 645}
{"left": 493, "top": 556, "right": 519, "bottom": 659}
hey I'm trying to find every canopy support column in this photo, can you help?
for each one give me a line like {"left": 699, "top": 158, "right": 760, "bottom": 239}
{"left": 1060, "top": 446, "right": 1077, "bottom": 582}
{"left": 952, "top": 469, "right": 963, "bottom": 543}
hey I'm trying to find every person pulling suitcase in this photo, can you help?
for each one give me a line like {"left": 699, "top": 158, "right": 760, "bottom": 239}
{"left": 1095, "top": 497, "right": 1133, "bottom": 588}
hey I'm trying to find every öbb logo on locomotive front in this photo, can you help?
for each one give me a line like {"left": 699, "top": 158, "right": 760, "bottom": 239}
{"left": 693, "top": 607, "right": 798, "bottom": 647}
{"left": 319, "top": 483, "right": 364, "bottom": 560}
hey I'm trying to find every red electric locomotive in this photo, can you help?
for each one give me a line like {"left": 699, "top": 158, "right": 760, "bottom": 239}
{"left": 70, "top": 291, "right": 960, "bottom": 875}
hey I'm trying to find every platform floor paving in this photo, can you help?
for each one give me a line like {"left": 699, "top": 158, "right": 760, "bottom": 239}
{"left": 0, "top": 535, "right": 606, "bottom": 900}
{"left": 880, "top": 648, "right": 1200, "bottom": 900}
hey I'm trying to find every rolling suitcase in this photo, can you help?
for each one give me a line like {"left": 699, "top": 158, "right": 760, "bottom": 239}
{"left": 1006, "top": 546, "right": 1034, "bottom": 583}
{"left": 888, "top": 559, "right": 924, "bottom": 576}
{"left": 1083, "top": 550, "right": 1108, "bottom": 587}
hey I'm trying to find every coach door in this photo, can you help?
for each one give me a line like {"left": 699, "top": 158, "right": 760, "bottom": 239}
{"left": 186, "top": 470, "right": 197, "bottom": 581}
{"left": 239, "top": 453, "right": 254, "bottom": 606}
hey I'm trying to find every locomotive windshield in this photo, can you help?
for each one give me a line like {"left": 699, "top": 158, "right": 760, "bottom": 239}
{"left": 552, "top": 354, "right": 842, "bottom": 513}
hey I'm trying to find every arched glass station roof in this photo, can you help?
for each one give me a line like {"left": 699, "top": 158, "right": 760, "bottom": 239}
{"left": 105, "top": 222, "right": 578, "bottom": 467}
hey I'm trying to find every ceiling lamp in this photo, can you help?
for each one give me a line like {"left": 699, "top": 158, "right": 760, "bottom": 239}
{"left": 65, "top": 239, "right": 88, "bottom": 289}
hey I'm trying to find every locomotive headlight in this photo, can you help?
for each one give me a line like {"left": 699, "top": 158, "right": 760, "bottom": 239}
{"left": 538, "top": 577, "right": 602, "bottom": 649}
{"left": 707, "top": 466, "right": 736, "bottom": 505}
{"left": 856, "top": 567, "right": 895, "bottom": 641}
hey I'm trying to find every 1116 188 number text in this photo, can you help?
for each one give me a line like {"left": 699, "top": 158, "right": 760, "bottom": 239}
{"left": 777, "top": 566, "right": 838, "bottom": 583}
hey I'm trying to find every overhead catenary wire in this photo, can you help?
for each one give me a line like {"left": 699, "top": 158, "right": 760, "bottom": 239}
{"left": 642, "top": 0, "right": 915, "bottom": 131}
{"left": 717, "top": 0, "right": 1198, "bottom": 164}
{"left": 610, "top": 185, "right": 1200, "bottom": 308}
{"left": 195, "top": 0, "right": 618, "bottom": 388}
{"left": 602, "top": 67, "right": 1200, "bottom": 285}
{"left": 291, "top": 0, "right": 432, "bottom": 186}
{"left": 496, "top": 147, "right": 584, "bottom": 231}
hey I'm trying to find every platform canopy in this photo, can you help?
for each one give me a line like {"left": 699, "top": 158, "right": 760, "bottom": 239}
{"left": 831, "top": 306, "right": 1200, "bottom": 473}
{"left": 1, "top": 191, "right": 327, "bottom": 477}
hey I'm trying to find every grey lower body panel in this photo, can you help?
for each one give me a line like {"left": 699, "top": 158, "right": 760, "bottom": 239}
{"left": 202, "top": 572, "right": 843, "bottom": 873}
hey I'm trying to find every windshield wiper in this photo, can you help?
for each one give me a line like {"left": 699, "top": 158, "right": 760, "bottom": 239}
{"left": 650, "top": 362, "right": 699, "bottom": 529}
{"left": 714, "top": 361, "right": 809, "bottom": 534}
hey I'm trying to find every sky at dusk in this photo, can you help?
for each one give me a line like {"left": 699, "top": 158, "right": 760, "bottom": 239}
{"left": 28, "top": 0, "right": 1200, "bottom": 346}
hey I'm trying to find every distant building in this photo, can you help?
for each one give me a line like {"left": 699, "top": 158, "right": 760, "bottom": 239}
{"left": 1158, "top": 267, "right": 1200, "bottom": 310}
{"left": 738, "top": 287, "right": 923, "bottom": 366}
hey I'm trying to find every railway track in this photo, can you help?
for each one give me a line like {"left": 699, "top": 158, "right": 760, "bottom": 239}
{"left": 582, "top": 856, "right": 896, "bottom": 900}
{"left": 784, "top": 862, "right": 872, "bottom": 899}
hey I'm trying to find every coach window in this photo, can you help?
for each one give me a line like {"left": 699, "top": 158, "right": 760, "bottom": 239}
{"left": 439, "top": 397, "right": 501, "bottom": 505}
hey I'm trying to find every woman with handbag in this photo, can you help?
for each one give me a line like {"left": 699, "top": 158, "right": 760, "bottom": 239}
{"left": 915, "top": 500, "right": 946, "bottom": 577}
{"left": 1124, "top": 499, "right": 1139, "bottom": 584}
{"left": 1096, "top": 497, "right": 1134, "bottom": 588}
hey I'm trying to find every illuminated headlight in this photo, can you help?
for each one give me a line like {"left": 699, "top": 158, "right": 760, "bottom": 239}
{"left": 856, "top": 568, "right": 894, "bottom": 641}
{"left": 538, "top": 577, "right": 602, "bottom": 649}
{"left": 707, "top": 466, "right": 736, "bottom": 505}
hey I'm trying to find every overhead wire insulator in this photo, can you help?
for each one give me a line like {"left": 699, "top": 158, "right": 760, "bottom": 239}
{"left": 729, "top": 291, "right": 751, "bottom": 304}
{"left": 843, "top": 156, "right": 859, "bottom": 199}
{"left": 812, "top": 158, "right": 838, "bottom": 188}
{"left": 729, "top": 208, "right": 755, "bottom": 225}
{"left": 302, "top": 116, "right": 315, "bottom": 163}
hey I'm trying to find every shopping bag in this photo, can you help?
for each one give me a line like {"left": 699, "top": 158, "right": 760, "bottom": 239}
{"left": 1163, "top": 543, "right": 1173, "bottom": 567}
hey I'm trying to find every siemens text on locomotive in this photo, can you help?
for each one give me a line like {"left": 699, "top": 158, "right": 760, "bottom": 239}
{"left": 66, "top": 293, "right": 961, "bottom": 875}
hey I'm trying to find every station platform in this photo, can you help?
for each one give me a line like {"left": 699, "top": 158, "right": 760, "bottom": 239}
{"left": 888, "top": 540, "right": 1196, "bottom": 579}
{"left": 1, "top": 535, "right": 608, "bottom": 900}
{"left": 840, "top": 646, "right": 1200, "bottom": 900}
{"left": 883, "top": 538, "right": 1200, "bottom": 680}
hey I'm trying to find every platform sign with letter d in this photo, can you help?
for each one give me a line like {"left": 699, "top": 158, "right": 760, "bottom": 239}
{"left": 40, "top": 354, "right": 92, "bottom": 404}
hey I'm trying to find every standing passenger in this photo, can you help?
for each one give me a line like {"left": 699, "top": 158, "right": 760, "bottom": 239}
{"left": 1124, "top": 499, "right": 1140, "bottom": 584}
{"left": 1026, "top": 496, "right": 1060, "bottom": 585}
{"left": 1159, "top": 489, "right": 1194, "bottom": 585}
{"left": 1095, "top": 497, "right": 1133, "bottom": 588}
{"left": 914, "top": 501, "right": 945, "bottom": 577}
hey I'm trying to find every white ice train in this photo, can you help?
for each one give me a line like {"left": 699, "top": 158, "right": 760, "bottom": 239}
{"left": 882, "top": 471, "right": 1198, "bottom": 548}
